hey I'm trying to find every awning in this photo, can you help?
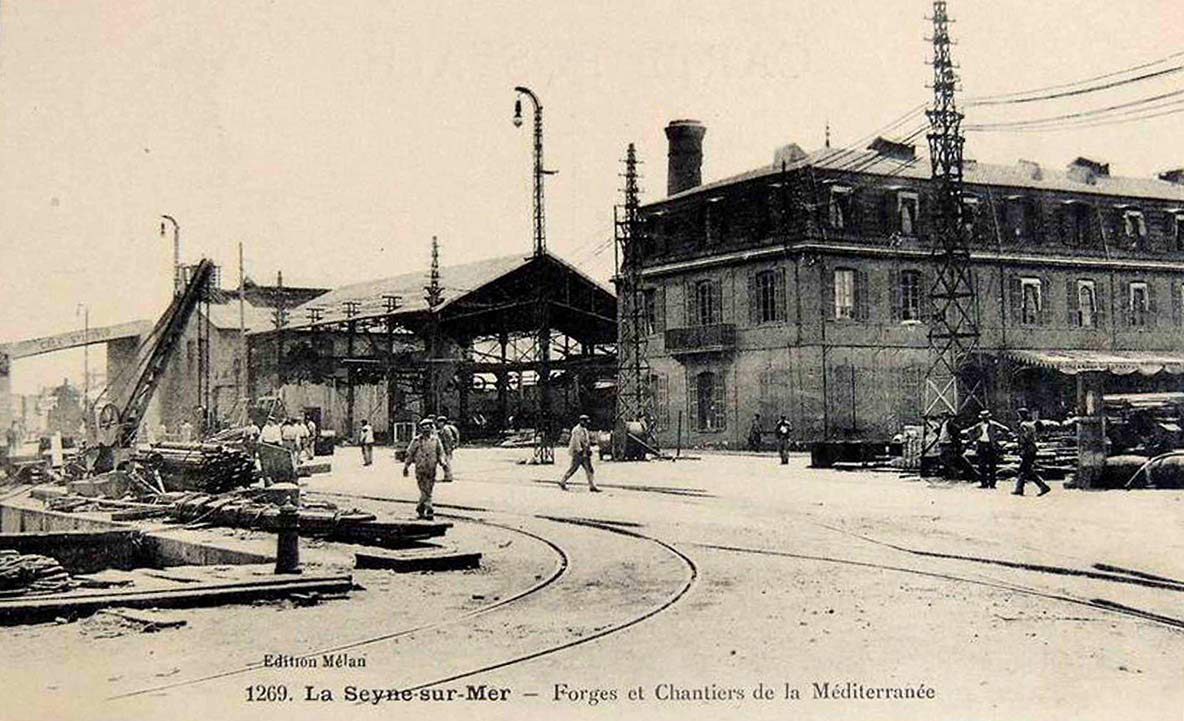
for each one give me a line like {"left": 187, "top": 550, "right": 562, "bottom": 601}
{"left": 1001, "top": 349, "right": 1184, "bottom": 376}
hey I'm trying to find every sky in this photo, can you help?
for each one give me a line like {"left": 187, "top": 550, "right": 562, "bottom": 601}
{"left": 1, "top": 0, "right": 1182, "bottom": 393}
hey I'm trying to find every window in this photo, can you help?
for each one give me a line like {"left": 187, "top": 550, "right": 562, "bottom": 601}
{"left": 961, "top": 196, "right": 979, "bottom": 233}
{"left": 1076, "top": 279, "right": 1097, "bottom": 327}
{"left": 689, "top": 370, "right": 727, "bottom": 432}
{"left": 1006, "top": 198, "right": 1029, "bottom": 240}
{"left": 640, "top": 288, "right": 658, "bottom": 335}
{"left": 1123, "top": 210, "right": 1148, "bottom": 249}
{"left": 705, "top": 199, "right": 726, "bottom": 244}
{"left": 900, "top": 270, "right": 923, "bottom": 322}
{"left": 1068, "top": 202, "right": 1092, "bottom": 246}
{"left": 751, "top": 269, "right": 785, "bottom": 324}
{"left": 834, "top": 268, "right": 855, "bottom": 320}
{"left": 897, "top": 192, "right": 919, "bottom": 236}
{"left": 1021, "top": 277, "right": 1043, "bottom": 325}
{"left": 1129, "top": 281, "right": 1149, "bottom": 326}
{"left": 693, "top": 279, "right": 721, "bottom": 326}
{"left": 1175, "top": 213, "right": 1184, "bottom": 251}
{"left": 829, "top": 186, "right": 853, "bottom": 230}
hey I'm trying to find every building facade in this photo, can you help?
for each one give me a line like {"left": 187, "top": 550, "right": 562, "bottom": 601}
{"left": 637, "top": 121, "right": 1184, "bottom": 448}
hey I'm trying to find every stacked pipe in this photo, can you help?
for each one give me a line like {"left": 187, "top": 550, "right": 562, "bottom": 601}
{"left": 133, "top": 442, "right": 255, "bottom": 494}
{"left": 0, "top": 551, "right": 73, "bottom": 596}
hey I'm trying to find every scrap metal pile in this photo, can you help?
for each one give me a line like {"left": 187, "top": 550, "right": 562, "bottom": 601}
{"left": 133, "top": 442, "right": 255, "bottom": 494}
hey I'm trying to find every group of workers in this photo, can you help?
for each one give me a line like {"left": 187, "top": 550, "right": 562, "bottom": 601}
{"left": 939, "top": 408, "right": 1057, "bottom": 496}
{"left": 749, "top": 413, "right": 795, "bottom": 465}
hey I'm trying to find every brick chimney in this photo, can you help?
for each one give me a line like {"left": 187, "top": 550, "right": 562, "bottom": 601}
{"left": 665, "top": 119, "right": 706, "bottom": 196}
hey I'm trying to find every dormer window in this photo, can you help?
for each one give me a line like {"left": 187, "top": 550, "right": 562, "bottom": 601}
{"left": 1123, "top": 209, "right": 1148, "bottom": 248}
{"left": 897, "top": 192, "right": 919, "bottom": 236}
{"left": 829, "top": 185, "right": 853, "bottom": 230}
{"left": 961, "top": 196, "right": 979, "bottom": 232}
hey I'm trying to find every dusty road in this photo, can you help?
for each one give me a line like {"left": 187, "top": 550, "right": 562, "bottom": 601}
{"left": 8, "top": 447, "right": 1183, "bottom": 721}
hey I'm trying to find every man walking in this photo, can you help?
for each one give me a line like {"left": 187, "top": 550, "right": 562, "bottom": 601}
{"left": 358, "top": 419, "right": 375, "bottom": 466}
{"left": 964, "top": 410, "right": 1012, "bottom": 489}
{"left": 1013, "top": 408, "right": 1053, "bottom": 497}
{"left": 403, "top": 418, "right": 448, "bottom": 520}
{"left": 775, "top": 415, "right": 792, "bottom": 465}
{"left": 436, "top": 415, "right": 458, "bottom": 482}
{"left": 559, "top": 414, "right": 600, "bottom": 492}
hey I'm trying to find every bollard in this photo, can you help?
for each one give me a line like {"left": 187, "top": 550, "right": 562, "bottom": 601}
{"left": 274, "top": 502, "right": 301, "bottom": 574}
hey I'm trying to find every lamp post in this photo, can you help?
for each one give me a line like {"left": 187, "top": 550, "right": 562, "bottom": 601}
{"left": 513, "top": 86, "right": 551, "bottom": 257}
{"left": 513, "top": 86, "right": 555, "bottom": 460}
{"left": 160, "top": 214, "right": 181, "bottom": 295}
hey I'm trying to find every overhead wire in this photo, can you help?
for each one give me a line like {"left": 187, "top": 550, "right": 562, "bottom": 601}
{"left": 966, "top": 50, "right": 1184, "bottom": 106}
{"left": 966, "top": 86, "right": 1184, "bottom": 130}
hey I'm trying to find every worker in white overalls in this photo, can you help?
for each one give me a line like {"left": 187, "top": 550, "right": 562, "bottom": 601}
{"left": 403, "top": 418, "right": 448, "bottom": 520}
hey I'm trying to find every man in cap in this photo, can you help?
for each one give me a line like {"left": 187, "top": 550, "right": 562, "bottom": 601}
{"left": 403, "top": 418, "right": 448, "bottom": 520}
{"left": 1013, "top": 408, "right": 1054, "bottom": 497}
{"left": 963, "top": 409, "right": 1012, "bottom": 489}
{"left": 436, "top": 414, "right": 459, "bottom": 482}
{"left": 559, "top": 414, "right": 600, "bottom": 492}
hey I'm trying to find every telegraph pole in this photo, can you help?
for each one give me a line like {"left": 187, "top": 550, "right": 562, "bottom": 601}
{"left": 922, "top": 0, "right": 985, "bottom": 465}
{"left": 613, "top": 143, "right": 658, "bottom": 459}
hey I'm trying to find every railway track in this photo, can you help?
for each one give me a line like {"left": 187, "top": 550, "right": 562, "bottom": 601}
{"left": 110, "top": 494, "right": 702, "bottom": 703}
{"left": 108, "top": 510, "right": 571, "bottom": 701}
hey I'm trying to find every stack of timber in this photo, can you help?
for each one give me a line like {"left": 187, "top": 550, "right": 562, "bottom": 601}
{"left": 167, "top": 492, "right": 449, "bottom": 548}
{"left": 134, "top": 442, "right": 255, "bottom": 493}
{"left": 0, "top": 551, "right": 74, "bottom": 596}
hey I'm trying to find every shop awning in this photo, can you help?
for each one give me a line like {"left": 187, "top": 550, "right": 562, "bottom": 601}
{"left": 1001, "top": 349, "right": 1184, "bottom": 376}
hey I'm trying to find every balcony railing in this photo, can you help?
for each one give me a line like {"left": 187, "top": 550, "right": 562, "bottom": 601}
{"left": 665, "top": 323, "right": 737, "bottom": 355}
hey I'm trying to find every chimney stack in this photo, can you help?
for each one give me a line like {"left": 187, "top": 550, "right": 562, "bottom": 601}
{"left": 665, "top": 119, "right": 706, "bottom": 196}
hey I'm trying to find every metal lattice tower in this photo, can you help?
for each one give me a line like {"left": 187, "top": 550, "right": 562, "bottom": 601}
{"left": 425, "top": 235, "right": 443, "bottom": 308}
{"left": 613, "top": 143, "right": 658, "bottom": 454}
{"left": 923, "top": 0, "right": 985, "bottom": 455}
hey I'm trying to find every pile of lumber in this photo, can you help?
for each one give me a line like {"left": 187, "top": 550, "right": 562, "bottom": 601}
{"left": 133, "top": 442, "right": 255, "bottom": 493}
{"left": 167, "top": 492, "right": 448, "bottom": 548}
{"left": 0, "top": 551, "right": 73, "bottom": 596}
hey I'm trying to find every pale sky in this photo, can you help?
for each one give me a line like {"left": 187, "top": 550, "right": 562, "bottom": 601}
{"left": 2, "top": 0, "right": 1182, "bottom": 392}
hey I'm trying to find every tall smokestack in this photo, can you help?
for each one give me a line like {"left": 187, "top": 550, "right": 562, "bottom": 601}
{"left": 665, "top": 119, "right": 706, "bottom": 196}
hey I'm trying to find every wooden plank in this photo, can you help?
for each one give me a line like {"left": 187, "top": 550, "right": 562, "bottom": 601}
{"left": 0, "top": 574, "right": 354, "bottom": 626}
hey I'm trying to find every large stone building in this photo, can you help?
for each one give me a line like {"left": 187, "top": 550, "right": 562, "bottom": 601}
{"left": 636, "top": 120, "right": 1184, "bottom": 448}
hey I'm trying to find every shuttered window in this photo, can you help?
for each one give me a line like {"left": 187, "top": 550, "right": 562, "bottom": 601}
{"left": 900, "top": 270, "right": 922, "bottom": 321}
{"left": 749, "top": 268, "right": 787, "bottom": 325}
{"left": 687, "top": 279, "right": 722, "bottom": 327}
{"left": 1068, "top": 279, "right": 1097, "bottom": 328}
{"left": 1128, "top": 281, "right": 1151, "bottom": 327}
{"left": 689, "top": 370, "right": 727, "bottom": 432}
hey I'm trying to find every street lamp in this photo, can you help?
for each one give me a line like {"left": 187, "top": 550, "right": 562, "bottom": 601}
{"left": 512, "top": 86, "right": 553, "bottom": 257}
{"left": 160, "top": 214, "right": 180, "bottom": 295}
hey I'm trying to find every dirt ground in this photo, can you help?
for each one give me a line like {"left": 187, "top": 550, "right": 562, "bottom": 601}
{"left": 1, "top": 446, "right": 1180, "bottom": 721}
